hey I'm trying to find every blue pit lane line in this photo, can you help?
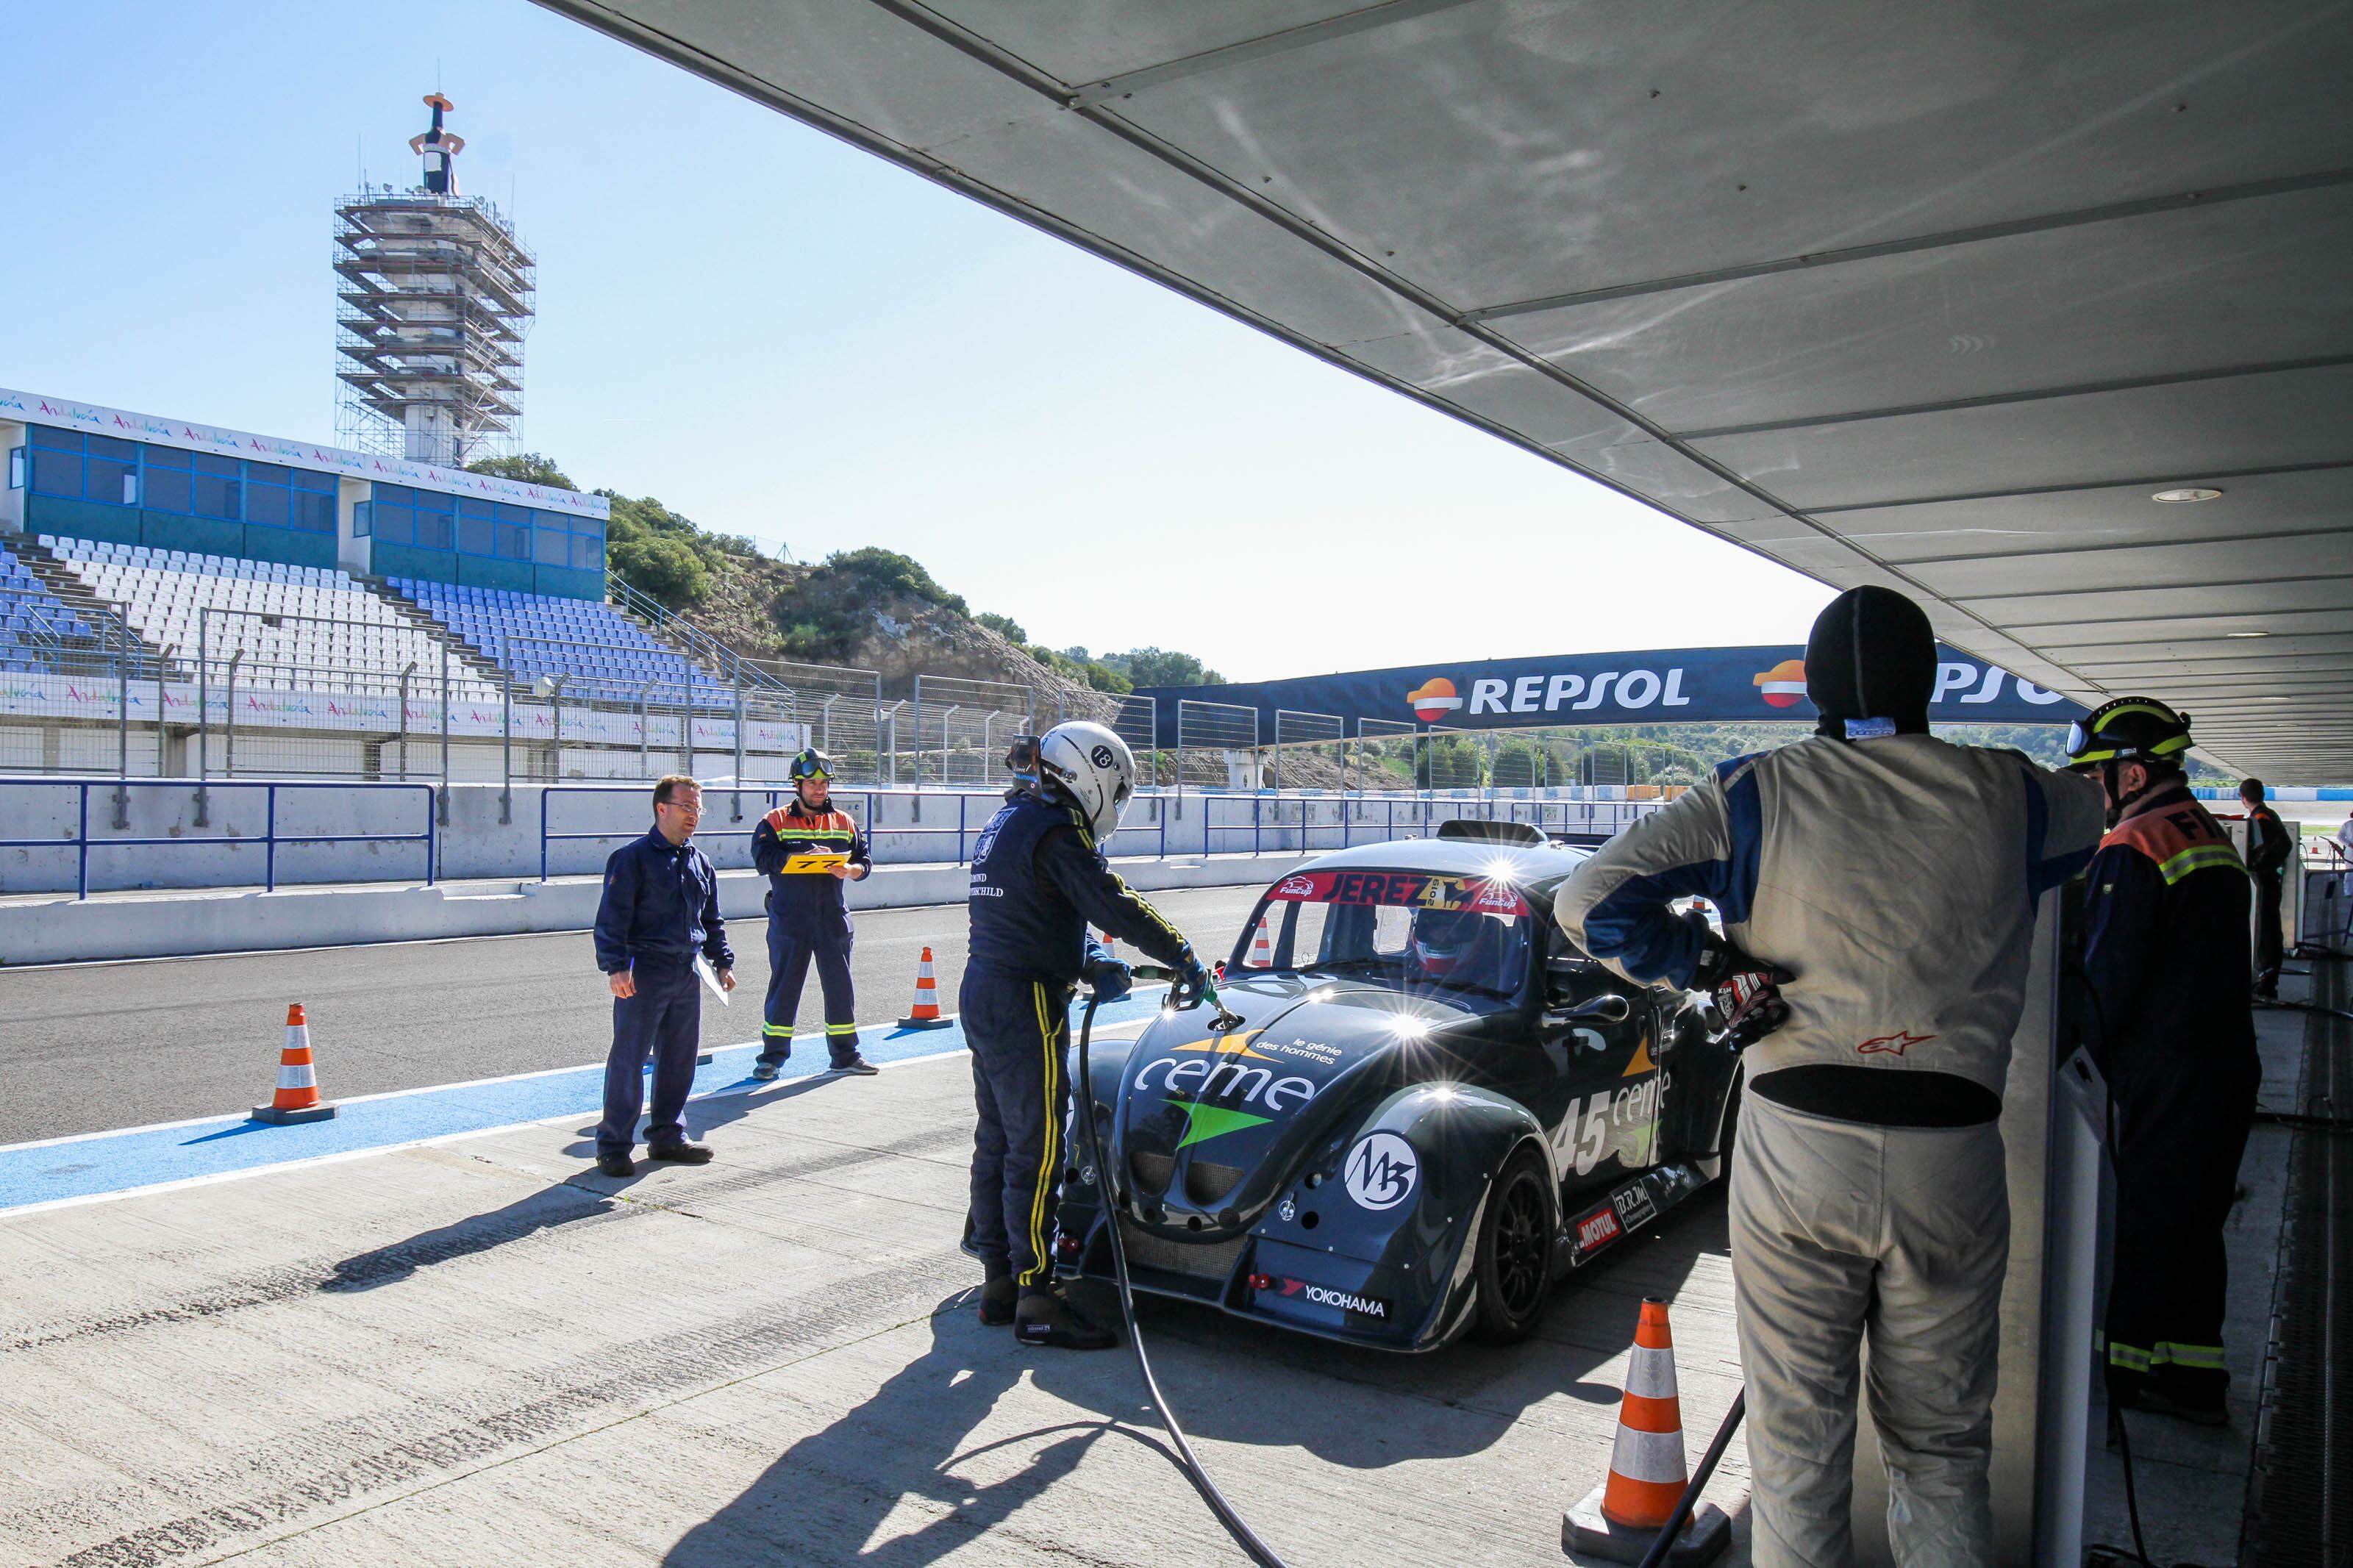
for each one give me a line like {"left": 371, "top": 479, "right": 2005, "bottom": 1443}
{"left": 0, "top": 987, "right": 1173, "bottom": 1215}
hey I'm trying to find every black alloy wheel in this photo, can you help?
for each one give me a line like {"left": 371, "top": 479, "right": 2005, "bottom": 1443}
{"left": 1472, "top": 1148, "right": 1552, "bottom": 1343}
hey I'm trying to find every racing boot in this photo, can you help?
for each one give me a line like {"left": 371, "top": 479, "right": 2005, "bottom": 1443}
{"left": 977, "top": 1275, "right": 1017, "bottom": 1328}
{"left": 1013, "top": 1284, "right": 1118, "bottom": 1350}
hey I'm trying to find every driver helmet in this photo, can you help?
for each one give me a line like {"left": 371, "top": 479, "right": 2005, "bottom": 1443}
{"left": 1411, "top": 906, "right": 1497, "bottom": 979}
{"left": 1035, "top": 721, "right": 1137, "bottom": 842}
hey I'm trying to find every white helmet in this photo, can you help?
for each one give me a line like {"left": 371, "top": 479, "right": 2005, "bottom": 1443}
{"left": 1037, "top": 721, "right": 1137, "bottom": 843}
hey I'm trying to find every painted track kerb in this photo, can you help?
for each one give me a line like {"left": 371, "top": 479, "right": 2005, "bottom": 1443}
{"left": 0, "top": 988, "right": 1171, "bottom": 1217}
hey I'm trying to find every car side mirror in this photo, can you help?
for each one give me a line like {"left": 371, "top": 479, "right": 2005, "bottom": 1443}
{"left": 1550, "top": 993, "right": 1630, "bottom": 1025}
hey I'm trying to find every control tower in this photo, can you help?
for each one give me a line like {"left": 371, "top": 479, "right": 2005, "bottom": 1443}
{"left": 333, "top": 94, "right": 534, "bottom": 468}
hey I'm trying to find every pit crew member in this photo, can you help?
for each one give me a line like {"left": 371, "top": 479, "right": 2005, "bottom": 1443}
{"left": 751, "top": 749, "right": 876, "bottom": 1078}
{"left": 2069, "top": 698, "right": 2260, "bottom": 1425}
{"left": 2238, "top": 777, "right": 2290, "bottom": 1000}
{"left": 963, "top": 721, "right": 1207, "bottom": 1350}
{"left": 1554, "top": 586, "right": 2103, "bottom": 1567}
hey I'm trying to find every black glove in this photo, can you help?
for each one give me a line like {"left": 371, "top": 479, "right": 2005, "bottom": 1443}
{"left": 1690, "top": 920, "right": 1795, "bottom": 1050}
{"left": 1168, "top": 950, "right": 1210, "bottom": 1010}
{"left": 1086, "top": 957, "right": 1134, "bottom": 1005}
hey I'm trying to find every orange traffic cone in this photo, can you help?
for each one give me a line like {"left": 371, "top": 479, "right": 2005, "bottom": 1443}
{"left": 1563, "top": 1297, "right": 1729, "bottom": 1562}
{"left": 250, "top": 1003, "right": 338, "bottom": 1125}
{"left": 1250, "top": 917, "right": 1273, "bottom": 967}
{"left": 898, "top": 947, "right": 952, "bottom": 1030}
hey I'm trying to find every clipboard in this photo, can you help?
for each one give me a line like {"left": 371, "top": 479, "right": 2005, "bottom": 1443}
{"left": 782, "top": 852, "right": 850, "bottom": 874}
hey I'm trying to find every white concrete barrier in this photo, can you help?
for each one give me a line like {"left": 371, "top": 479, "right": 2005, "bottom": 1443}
{"left": 0, "top": 852, "right": 1315, "bottom": 966}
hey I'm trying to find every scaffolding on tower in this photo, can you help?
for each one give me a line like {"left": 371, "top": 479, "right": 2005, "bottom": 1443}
{"left": 333, "top": 93, "right": 534, "bottom": 469}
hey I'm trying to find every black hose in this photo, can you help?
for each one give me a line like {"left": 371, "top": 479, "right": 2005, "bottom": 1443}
{"left": 1074, "top": 987, "right": 1290, "bottom": 1568}
{"left": 1634, "top": 1388, "right": 1745, "bottom": 1568}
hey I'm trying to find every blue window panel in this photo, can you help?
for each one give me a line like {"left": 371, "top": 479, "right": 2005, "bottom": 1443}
{"left": 532, "top": 526, "right": 566, "bottom": 566}
{"left": 459, "top": 512, "right": 493, "bottom": 555}
{"left": 293, "top": 489, "right": 335, "bottom": 533}
{"left": 246, "top": 481, "right": 290, "bottom": 529}
{"left": 29, "top": 425, "right": 82, "bottom": 451}
{"left": 353, "top": 501, "right": 373, "bottom": 538}
{"left": 496, "top": 519, "right": 529, "bottom": 559}
{"left": 29, "top": 449, "right": 84, "bottom": 498}
{"left": 290, "top": 468, "right": 336, "bottom": 495}
{"left": 378, "top": 484, "right": 416, "bottom": 506}
{"left": 246, "top": 461, "right": 290, "bottom": 486}
{"left": 190, "top": 454, "right": 240, "bottom": 520}
{"left": 144, "top": 465, "right": 192, "bottom": 512}
{"left": 375, "top": 501, "right": 415, "bottom": 545}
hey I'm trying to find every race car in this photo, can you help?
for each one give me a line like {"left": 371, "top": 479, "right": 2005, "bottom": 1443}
{"left": 1053, "top": 820, "right": 1742, "bottom": 1351}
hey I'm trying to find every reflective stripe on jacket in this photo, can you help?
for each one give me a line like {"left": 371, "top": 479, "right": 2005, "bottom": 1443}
{"left": 1553, "top": 734, "right": 2104, "bottom": 1100}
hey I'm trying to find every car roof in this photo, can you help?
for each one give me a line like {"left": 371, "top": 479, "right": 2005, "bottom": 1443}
{"left": 1274, "top": 834, "right": 1590, "bottom": 898}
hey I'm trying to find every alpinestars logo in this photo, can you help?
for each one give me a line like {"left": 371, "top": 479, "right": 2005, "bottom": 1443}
{"left": 1857, "top": 1030, "right": 1936, "bottom": 1056}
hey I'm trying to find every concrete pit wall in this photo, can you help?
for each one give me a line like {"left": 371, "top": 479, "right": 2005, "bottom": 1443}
{"left": 0, "top": 782, "right": 1659, "bottom": 895}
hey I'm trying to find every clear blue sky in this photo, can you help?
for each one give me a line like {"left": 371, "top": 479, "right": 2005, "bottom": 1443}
{"left": 0, "top": 1, "right": 1833, "bottom": 681}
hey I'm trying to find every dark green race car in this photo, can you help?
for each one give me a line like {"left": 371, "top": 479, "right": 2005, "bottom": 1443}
{"left": 1053, "top": 821, "right": 1741, "bottom": 1350}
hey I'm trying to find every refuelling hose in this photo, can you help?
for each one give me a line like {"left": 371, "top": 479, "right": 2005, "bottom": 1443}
{"left": 1077, "top": 973, "right": 1290, "bottom": 1568}
{"left": 1077, "top": 970, "right": 1729, "bottom": 1568}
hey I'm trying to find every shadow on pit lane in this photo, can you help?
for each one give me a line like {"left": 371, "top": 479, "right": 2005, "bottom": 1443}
{"left": 556, "top": 1073, "right": 847, "bottom": 1159}
{"left": 319, "top": 1182, "right": 621, "bottom": 1292}
{"left": 1019, "top": 1187, "right": 1732, "bottom": 1470}
{"left": 663, "top": 1290, "right": 1177, "bottom": 1568}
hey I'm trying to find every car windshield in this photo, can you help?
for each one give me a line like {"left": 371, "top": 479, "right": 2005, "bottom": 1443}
{"left": 1234, "top": 867, "right": 1535, "bottom": 999}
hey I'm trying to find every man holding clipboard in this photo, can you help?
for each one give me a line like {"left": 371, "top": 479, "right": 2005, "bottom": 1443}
{"left": 751, "top": 749, "right": 878, "bottom": 1078}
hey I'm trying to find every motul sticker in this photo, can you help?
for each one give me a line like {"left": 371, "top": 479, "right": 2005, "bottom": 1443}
{"left": 1574, "top": 1205, "right": 1621, "bottom": 1253}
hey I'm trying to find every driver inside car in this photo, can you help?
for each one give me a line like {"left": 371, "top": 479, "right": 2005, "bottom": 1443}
{"left": 1405, "top": 906, "right": 1525, "bottom": 993}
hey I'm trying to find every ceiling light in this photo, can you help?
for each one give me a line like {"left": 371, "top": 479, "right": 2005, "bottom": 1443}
{"left": 2224, "top": 631, "right": 2271, "bottom": 639}
{"left": 2152, "top": 487, "right": 2222, "bottom": 502}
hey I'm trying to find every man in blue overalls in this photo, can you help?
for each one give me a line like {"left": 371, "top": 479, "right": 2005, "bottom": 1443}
{"left": 592, "top": 774, "right": 735, "bottom": 1178}
{"left": 751, "top": 749, "right": 877, "bottom": 1078}
{"left": 963, "top": 722, "right": 1207, "bottom": 1348}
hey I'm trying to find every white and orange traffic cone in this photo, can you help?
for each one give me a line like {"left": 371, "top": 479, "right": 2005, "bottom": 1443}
{"left": 1563, "top": 1297, "right": 1729, "bottom": 1563}
{"left": 898, "top": 946, "right": 952, "bottom": 1030}
{"left": 1250, "top": 917, "right": 1273, "bottom": 967}
{"left": 250, "top": 1003, "right": 338, "bottom": 1125}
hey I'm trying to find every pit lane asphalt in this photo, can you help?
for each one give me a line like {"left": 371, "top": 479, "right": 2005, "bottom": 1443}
{"left": 0, "top": 884, "right": 1268, "bottom": 1145}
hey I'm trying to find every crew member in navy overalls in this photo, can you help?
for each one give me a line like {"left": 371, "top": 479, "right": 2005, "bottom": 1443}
{"left": 591, "top": 774, "right": 735, "bottom": 1178}
{"left": 751, "top": 749, "right": 876, "bottom": 1078}
{"left": 962, "top": 721, "right": 1207, "bottom": 1348}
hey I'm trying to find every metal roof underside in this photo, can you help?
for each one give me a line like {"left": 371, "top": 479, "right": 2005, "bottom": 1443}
{"left": 540, "top": 0, "right": 2353, "bottom": 777}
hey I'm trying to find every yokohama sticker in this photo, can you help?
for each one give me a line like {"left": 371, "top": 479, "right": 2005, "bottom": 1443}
{"left": 1271, "top": 1277, "right": 1390, "bottom": 1319}
{"left": 1574, "top": 1205, "right": 1621, "bottom": 1253}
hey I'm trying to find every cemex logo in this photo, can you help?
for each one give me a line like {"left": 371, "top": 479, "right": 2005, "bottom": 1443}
{"left": 1754, "top": 658, "right": 1808, "bottom": 709}
{"left": 1406, "top": 676, "right": 1461, "bottom": 722}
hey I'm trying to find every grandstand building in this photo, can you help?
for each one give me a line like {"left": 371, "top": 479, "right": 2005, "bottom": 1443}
{"left": 0, "top": 385, "right": 812, "bottom": 781}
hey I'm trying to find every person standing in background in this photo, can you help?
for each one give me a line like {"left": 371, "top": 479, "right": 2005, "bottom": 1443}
{"left": 591, "top": 776, "right": 734, "bottom": 1178}
{"left": 751, "top": 749, "right": 877, "bottom": 1078}
{"left": 2239, "top": 778, "right": 2290, "bottom": 1000}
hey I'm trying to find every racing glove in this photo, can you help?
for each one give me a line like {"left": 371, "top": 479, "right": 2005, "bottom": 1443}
{"left": 1085, "top": 956, "right": 1134, "bottom": 1006}
{"left": 1687, "top": 912, "right": 1795, "bottom": 1050}
{"left": 1168, "top": 950, "right": 1210, "bottom": 1010}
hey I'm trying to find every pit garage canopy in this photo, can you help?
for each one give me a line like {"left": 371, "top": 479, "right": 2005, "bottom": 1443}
{"left": 543, "top": 1, "right": 2353, "bottom": 778}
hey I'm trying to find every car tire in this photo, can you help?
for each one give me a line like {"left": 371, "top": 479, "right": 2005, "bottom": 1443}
{"left": 1471, "top": 1147, "right": 1552, "bottom": 1344}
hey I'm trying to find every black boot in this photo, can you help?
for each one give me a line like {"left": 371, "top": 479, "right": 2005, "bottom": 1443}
{"left": 1013, "top": 1284, "right": 1118, "bottom": 1350}
{"left": 647, "top": 1138, "right": 715, "bottom": 1164}
{"left": 978, "top": 1275, "right": 1018, "bottom": 1328}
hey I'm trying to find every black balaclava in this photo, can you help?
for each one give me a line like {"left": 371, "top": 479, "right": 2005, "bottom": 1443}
{"left": 1805, "top": 586, "right": 1936, "bottom": 739}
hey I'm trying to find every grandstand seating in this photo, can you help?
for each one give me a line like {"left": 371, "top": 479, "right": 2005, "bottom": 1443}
{"left": 39, "top": 537, "right": 500, "bottom": 698}
{"left": 390, "top": 578, "right": 734, "bottom": 704}
{"left": 0, "top": 540, "right": 100, "bottom": 673}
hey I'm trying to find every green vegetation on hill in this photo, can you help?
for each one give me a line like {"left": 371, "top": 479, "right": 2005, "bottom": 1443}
{"left": 465, "top": 454, "right": 1219, "bottom": 695}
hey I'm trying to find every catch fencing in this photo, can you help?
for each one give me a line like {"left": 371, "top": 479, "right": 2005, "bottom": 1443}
{"left": 910, "top": 675, "right": 1034, "bottom": 787}
{"left": 1177, "top": 698, "right": 1260, "bottom": 792}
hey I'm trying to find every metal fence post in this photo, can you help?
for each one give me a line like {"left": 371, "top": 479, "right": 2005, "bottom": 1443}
{"left": 195, "top": 612, "right": 210, "bottom": 826}
{"left": 733, "top": 665, "right": 746, "bottom": 821}
{"left": 224, "top": 649, "right": 243, "bottom": 779}
{"left": 396, "top": 662, "right": 415, "bottom": 781}
{"left": 438, "top": 642, "right": 451, "bottom": 826}
{"left": 154, "top": 643, "right": 173, "bottom": 779}
{"left": 682, "top": 654, "right": 696, "bottom": 779}
{"left": 113, "top": 620, "right": 130, "bottom": 828}
{"left": 638, "top": 680, "right": 654, "bottom": 778}
{"left": 500, "top": 673, "right": 513, "bottom": 826}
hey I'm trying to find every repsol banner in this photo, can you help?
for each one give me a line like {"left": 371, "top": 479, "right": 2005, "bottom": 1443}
{"left": 1139, "top": 645, "right": 2082, "bottom": 737}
